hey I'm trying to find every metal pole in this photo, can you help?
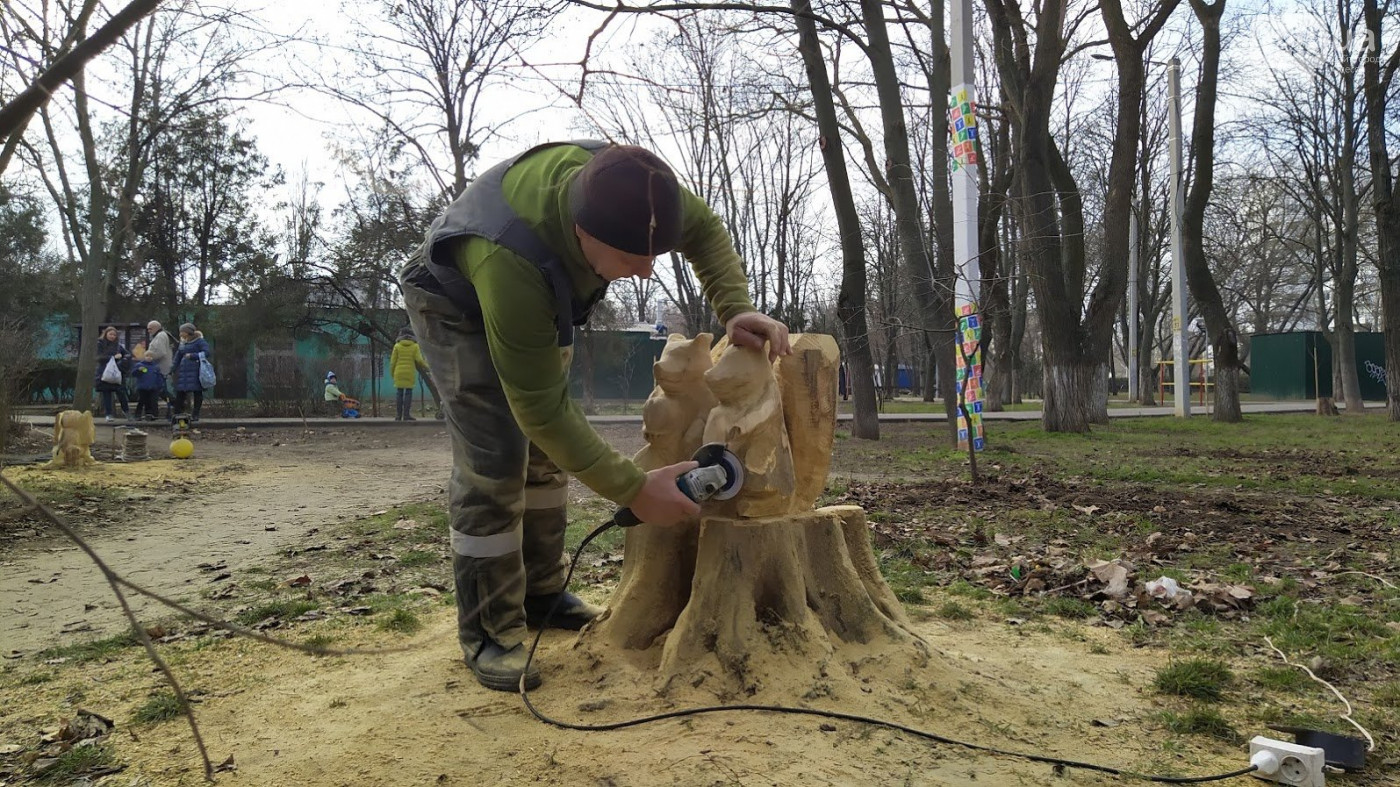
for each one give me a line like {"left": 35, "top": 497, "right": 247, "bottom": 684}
{"left": 950, "top": 0, "right": 985, "bottom": 451}
{"left": 1128, "top": 206, "right": 1139, "bottom": 403}
{"left": 1168, "top": 56, "right": 1191, "bottom": 417}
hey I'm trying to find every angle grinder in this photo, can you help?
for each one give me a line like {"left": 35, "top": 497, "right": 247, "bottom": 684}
{"left": 611, "top": 442, "right": 744, "bottom": 528}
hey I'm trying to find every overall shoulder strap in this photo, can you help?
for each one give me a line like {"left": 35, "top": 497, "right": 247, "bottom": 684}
{"left": 422, "top": 140, "right": 610, "bottom": 348}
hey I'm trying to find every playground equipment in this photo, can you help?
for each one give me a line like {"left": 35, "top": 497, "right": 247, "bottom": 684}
{"left": 1157, "top": 359, "right": 1212, "bottom": 406}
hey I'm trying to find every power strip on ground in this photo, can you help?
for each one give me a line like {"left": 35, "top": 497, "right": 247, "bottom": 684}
{"left": 1249, "top": 736, "right": 1326, "bottom": 786}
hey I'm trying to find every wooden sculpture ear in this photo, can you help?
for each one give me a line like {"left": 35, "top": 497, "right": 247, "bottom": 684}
{"left": 701, "top": 343, "right": 795, "bottom": 517}
{"left": 636, "top": 333, "right": 716, "bottom": 470}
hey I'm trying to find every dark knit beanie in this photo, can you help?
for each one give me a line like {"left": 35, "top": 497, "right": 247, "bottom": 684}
{"left": 569, "top": 145, "right": 682, "bottom": 256}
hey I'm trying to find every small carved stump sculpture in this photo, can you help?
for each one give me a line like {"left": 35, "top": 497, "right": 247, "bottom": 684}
{"left": 589, "top": 334, "right": 924, "bottom": 698}
{"left": 44, "top": 410, "right": 97, "bottom": 469}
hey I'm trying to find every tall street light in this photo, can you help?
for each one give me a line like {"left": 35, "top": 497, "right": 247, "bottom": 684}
{"left": 1167, "top": 56, "right": 1189, "bottom": 417}
{"left": 1094, "top": 53, "right": 1189, "bottom": 415}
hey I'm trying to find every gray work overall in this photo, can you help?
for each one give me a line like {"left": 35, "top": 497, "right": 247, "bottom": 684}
{"left": 398, "top": 141, "right": 606, "bottom": 658}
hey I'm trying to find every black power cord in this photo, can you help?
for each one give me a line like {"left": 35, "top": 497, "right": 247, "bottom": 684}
{"left": 520, "top": 521, "right": 1259, "bottom": 784}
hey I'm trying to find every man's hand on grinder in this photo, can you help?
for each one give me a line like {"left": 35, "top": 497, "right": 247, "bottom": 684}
{"left": 628, "top": 460, "right": 702, "bottom": 526}
{"left": 726, "top": 312, "right": 792, "bottom": 362}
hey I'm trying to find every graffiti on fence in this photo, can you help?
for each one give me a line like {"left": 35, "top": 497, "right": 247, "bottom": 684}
{"left": 1365, "top": 360, "right": 1387, "bottom": 384}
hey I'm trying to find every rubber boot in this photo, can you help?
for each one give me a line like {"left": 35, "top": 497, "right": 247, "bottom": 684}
{"left": 520, "top": 506, "right": 602, "bottom": 630}
{"left": 524, "top": 591, "right": 604, "bottom": 631}
{"left": 466, "top": 640, "right": 540, "bottom": 692}
{"left": 453, "top": 553, "right": 531, "bottom": 690}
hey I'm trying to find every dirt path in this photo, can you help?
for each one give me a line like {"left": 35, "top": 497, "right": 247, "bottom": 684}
{"left": 0, "top": 427, "right": 455, "bottom": 654}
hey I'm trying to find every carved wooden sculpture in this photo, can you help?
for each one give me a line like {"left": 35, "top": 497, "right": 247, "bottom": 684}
{"left": 45, "top": 410, "right": 97, "bottom": 469}
{"left": 590, "top": 333, "right": 923, "bottom": 698}
{"left": 598, "top": 334, "right": 717, "bottom": 650}
{"left": 701, "top": 343, "right": 795, "bottom": 517}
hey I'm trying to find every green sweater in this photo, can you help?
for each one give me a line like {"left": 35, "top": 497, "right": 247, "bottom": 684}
{"left": 452, "top": 144, "right": 755, "bottom": 505}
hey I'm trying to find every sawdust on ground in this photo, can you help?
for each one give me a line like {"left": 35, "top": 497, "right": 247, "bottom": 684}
{"left": 96, "top": 610, "right": 1238, "bottom": 786}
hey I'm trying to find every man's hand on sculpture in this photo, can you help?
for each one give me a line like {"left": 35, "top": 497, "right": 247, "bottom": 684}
{"left": 629, "top": 460, "right": 702, "bottom": 525}
{"left": 726, "top": 312, "right": 792, "bottom": 362}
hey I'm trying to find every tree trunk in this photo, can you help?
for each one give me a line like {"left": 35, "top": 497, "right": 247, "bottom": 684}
{"left": 793, "top": 0, "right": 878, "bottom": 439}
{"left": 860, "top": 0, "right": 953, "bottom": 439}
{"left": 1138, "top": 331, "right": 1158, "bottom": 406}
{"left": 1042, "top": 360, "right": 1098, "bottom": 432}
{"left": 920, "top": 0, "right": 962, "bottom": 440}
{"left": 594, "top": 336, "right": 925, "bottom": 696}
{"left": 1181, "top": 0, "right": 1241, "bottom": 423}
{"left": 1383, "top": 267, "right": 1400, "bottom": 420}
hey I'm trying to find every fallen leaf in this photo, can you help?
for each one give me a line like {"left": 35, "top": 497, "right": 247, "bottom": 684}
{"left": 1090, "top": 718, "right": 1121, "bottom": 728}
{"left": 286, "top": 575, "right": 312, "bottom": 588}
{"left": 1087, "top": 559, "right": 1131, "bottom": 598}
{"left": 393, "top": 518, "right": 418, "bottom": 530}
{"left": 215, "top": 754, "right": 236, "bottom": 773}
{"left": 1073, "top": 504, "right": 1101, "bottom": 515}
{"left": 1140, "top": 610, "right": 1171, "bottom": 626}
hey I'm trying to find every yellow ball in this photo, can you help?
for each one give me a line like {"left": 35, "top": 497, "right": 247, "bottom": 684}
{"left": 170, "top": 437, "right": 194, "bottom": 459}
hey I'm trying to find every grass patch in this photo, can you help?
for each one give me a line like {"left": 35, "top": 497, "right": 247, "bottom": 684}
{"left": 31, "top": 743, "right": 117, "bottom": 784}
{"left": 1043, "top": 597, "right": 1097, "bottom": 620}
{"left": 302, "top": 633, "right": 336, "bottom": 653}
{"left": 879, "top": 557, "right": 929, "bottom": 604}
{"left": 1159, "top": 707, "right": 1239, "bottom": 742}
{"left": 1251, "top": 666, "right": 1309, "bottom": 692}
{"left": 378, "top": 608, "right": 422, "bottom": 634}
{"left": 1374, "top": 681, "right": 1400, "bottom": 708}
{"left": 18, "top": 671, "right": 55, "bottom": 686}
{"left": 1258, "top": 599, "right": 1394, "bottom": 672}
{"left": 397, "top": 550, "right": 440, "bottom": 569}
{"left": 946, "top": 580, "right": 992, "bottom": 600}
{"left": 234, "top": 600, "right": 318, "bottom": 626}
{"left": 1154, "top": 658, "right": 1234, "bottom": 701}
{"left": 936, "top": 601, "right": 975, "bottom": 621}
{"left": 35, "top": 632, "right": 138, "bottom": 665}
{"left": 131, "top": 691, "right": 183, "bottom": 724}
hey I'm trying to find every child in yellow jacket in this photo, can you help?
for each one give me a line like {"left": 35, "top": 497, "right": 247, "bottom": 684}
{"left": 388, "top": 328, "right": 430, "bottom": 421}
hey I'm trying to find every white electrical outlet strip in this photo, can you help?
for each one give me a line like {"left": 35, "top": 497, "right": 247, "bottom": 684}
{"left": 1249, "top": 736, "right": 1326, "bottom": 786}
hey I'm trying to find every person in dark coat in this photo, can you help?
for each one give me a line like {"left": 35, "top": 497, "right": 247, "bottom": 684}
{"left": 94, "top": 325, "right": 132, "bottom": 422}
{"left": 130, "top": 351, "right": 166, "bottom": 421}
{"left": 169, "top": 322, "right": 211, "bottom": 422}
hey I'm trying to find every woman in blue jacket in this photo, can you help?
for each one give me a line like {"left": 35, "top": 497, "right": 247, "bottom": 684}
{"left": 94, "top": 325, "right": 132, "bottom": 422}
{"left": 169, "top": 322, "right": 211, "bottom": 422}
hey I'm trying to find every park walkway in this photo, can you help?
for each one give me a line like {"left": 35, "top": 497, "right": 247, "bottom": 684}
{"left": 17, "top": 399, "right": 1380, "bottom": 432}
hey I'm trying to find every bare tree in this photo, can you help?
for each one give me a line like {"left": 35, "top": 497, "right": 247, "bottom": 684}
{"left": 324, "top": 0, "right": 559, "bottom": 202}
{"left": 985, "top": 0, "right": 1129, "bottom": 431}
{"left": 1177, "top": 0, "right": 1243, "bottom": 421}
{"left": 0, "top": 0, "right": 163, "bottom": 167}
{"left": 1362, "top": 0, "right": 1400, "bottom": 419}
{"left": 793, "top": 0, "right": 880, "bottom": 438}
{"left": 6, "top": 2, "right": 275, "bottom": 409}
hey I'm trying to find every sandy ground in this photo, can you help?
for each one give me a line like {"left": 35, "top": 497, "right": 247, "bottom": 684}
{"left": 0, "top": 425, "right": 1307, "bottom": 785}
{"left": 101, "top": 613, "right": 1227, "bottom": 787}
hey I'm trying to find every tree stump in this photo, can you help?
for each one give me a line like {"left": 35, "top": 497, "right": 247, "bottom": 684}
{"left": 589, "top": 334, "right": 925, "bottom": 698}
